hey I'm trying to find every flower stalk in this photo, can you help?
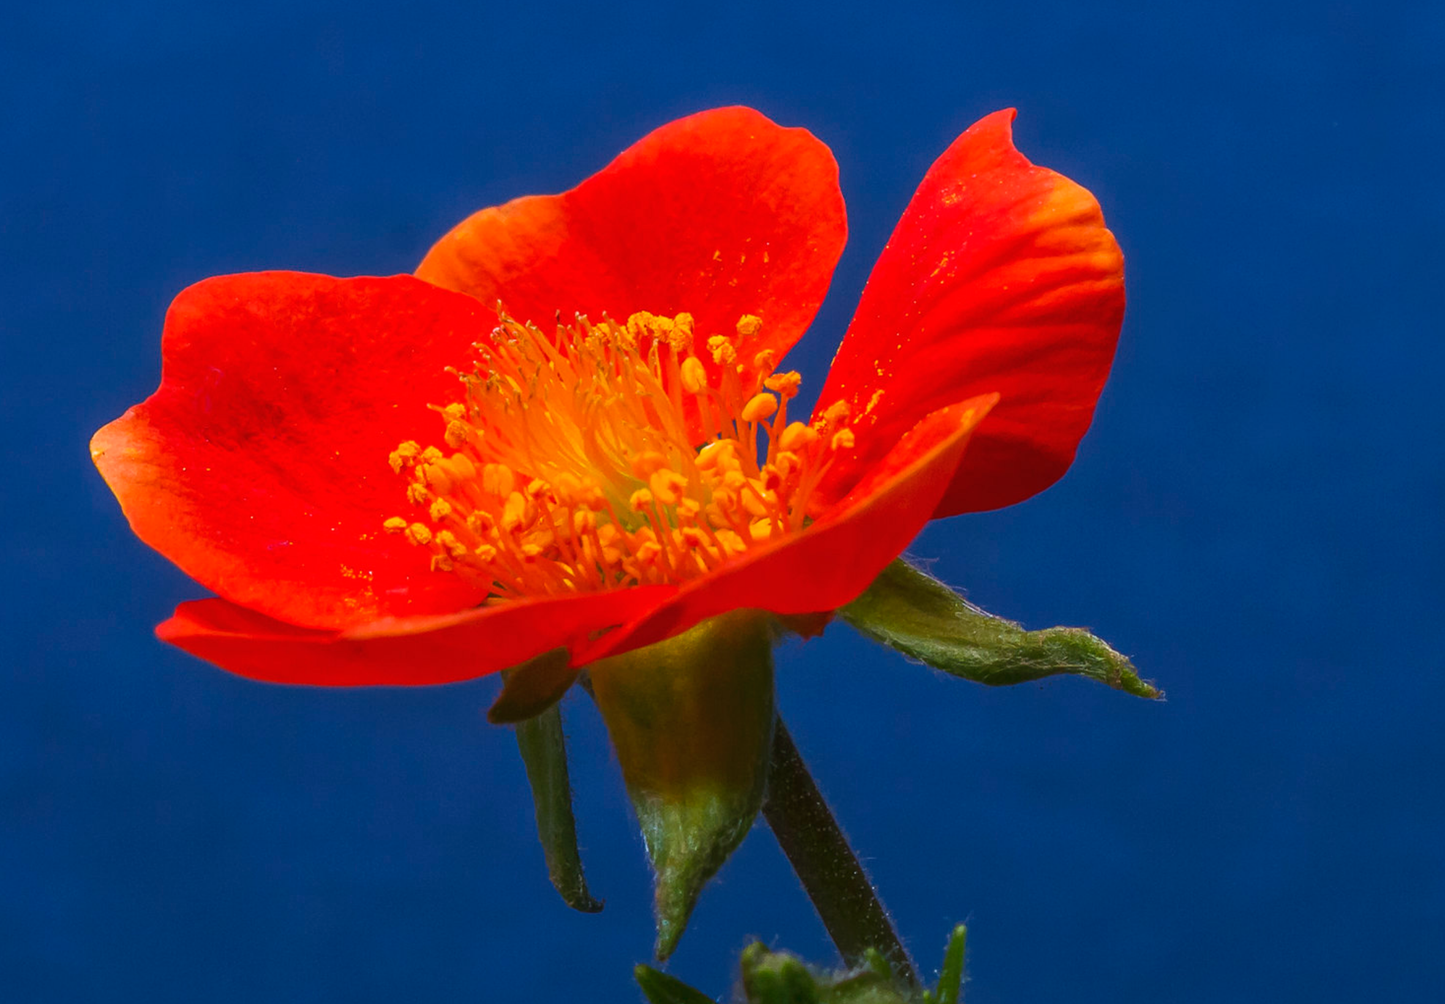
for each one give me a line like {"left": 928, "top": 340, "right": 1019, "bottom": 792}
{"left": 763, "top": 718, "right": 917, "bottom": 986}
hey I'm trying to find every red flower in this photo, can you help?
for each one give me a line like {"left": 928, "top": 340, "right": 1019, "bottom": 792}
{"left": 91, "top": 107, "right": 1123, "bottom": 686}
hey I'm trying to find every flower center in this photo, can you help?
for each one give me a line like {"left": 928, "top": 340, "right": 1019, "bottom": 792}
{"left": 384, "top": 310, "right": 855, "bottom": 599}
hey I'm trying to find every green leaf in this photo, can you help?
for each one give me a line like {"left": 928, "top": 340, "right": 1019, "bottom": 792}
{"left": 489, "top": 647, "right": 578, "bottom": 724}
{"left": 513, "top": 702, "right": 603, "bottom": 913}
{"left": 841, "top": 560, "right": 1161, "bottom": 699}
{"left": 634, "top": 964, "right": 718, "bottom": 1004}
{"left": 590, "top": 611, "right": 777, "bottom": 960}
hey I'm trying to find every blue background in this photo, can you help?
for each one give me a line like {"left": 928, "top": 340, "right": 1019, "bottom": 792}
{"left": 3, "top": 1, "right": 1441, "bottom": 1001}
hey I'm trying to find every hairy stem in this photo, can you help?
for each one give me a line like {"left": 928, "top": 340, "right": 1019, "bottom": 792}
{"left": 762, "top": 719, "right": 917, "bottom": 986}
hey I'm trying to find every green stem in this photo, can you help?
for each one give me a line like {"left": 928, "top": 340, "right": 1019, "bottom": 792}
{"left": 762, "top": 719, "right": 917, "bottom": 986}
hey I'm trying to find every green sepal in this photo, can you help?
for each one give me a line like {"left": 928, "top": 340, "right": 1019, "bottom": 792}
{"left": 512, "top": 701, "right": 603, "bottom": 913}
{"left": 740, "top": 942, "right": 908, "bottom": 1004}
{"left": 930, "top": 925, "right": 967, "bottom": 1004}
{"left": 489, "top": 647, "right": 578, "bottom": 724}
{"left": 841, "top": 560, "right": 1161, "bottom": 699}
{"left": 634, "top": 964, "right": 719, "bottom": 1004}
{"left": 590, "top": 610, "right": 777, "bottom": 960}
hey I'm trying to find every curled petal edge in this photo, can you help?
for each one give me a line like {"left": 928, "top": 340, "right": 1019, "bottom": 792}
{"left": 157, "top": 585, "right": 676, "bottom": 687}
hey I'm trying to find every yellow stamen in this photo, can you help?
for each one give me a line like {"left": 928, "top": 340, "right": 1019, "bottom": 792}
{"left": 741, "top": 392, "right": 778, "bottom": 423}
{"left": 764, "top": 371, "right": 802, "bottom": 398}
{"left": 779, "top": 421, "right": 820, "bottom": 452}
{"left": 680, "top": 356, "right": 708, "bottom": 393}
{"left": 384, "top": 309, "right": 859, "bottom": 600}
{"left": 735, "top": 314, "right": 763, "bottom": 338}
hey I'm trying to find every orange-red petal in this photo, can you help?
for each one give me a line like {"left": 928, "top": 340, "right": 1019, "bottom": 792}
{"left": 575, "top": 394, "right": 998, "bottom": 665}
{"left": 815, "top": 109, "right": 1124, "bottom": 515}
{"left": 91, "top": 271, "right": 496, "bottom": 631}
{"left": 416, "top": 106, "right": 847, "bottom": 426}
{"left": 158, "top": 586, "right": 676, "bottom": 686}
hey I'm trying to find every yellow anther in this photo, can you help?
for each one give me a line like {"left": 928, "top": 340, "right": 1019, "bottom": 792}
{"left": 831, "top": 428, "right": 856, "bottom": 451}
{"left": 761, "top": 464, "right": 785, "bottom": 493}
{"left": 676, "top": 497, "right": 702, "bottom": 519}
{"left": 736, "top": 314, "right": 763, "bottom": 338}
{"left": 627, "top": 311, "right": 674, "bottom": 343}
{"left": 707, "top": 334, "right": 737, "bottom": 365}
{"left": 501, "top": 491, "right": 528, "bottom": 532}
{"left": 707, "top": 495, "right": 735, "bottom": 522}
{"left": 629, "top": 451, "right": 669, "bottom": 479}
{"left": 431, "top": 554, "right": 454, "bottom": 572}
{"left": 443, "top": 402, "right": 467, "bottom": 421}
{"left": 446, "top": 452, "right": 477, "bottom": 481}
{"left": 474, "top": 543, "right": 498, "bottom": 562}
{"left": 779, "top": 421, "right": 820, "bottom": 452}
{"left": 821, "top": 400, "right": 852, "bottom": 428}
{"left": 714, "top": 529, "right": 746, "bottom": 555}
{"left": 383, "top": 516, "right": 408, "bottom": 533}
{"left": 429, "top": 498, "right": 454, "bottom": 522}
{"left": 764, "top": 371, "right": 802, "bottom": 398}
{"left": 578, "top": 480, "right": 606, "bottom": 510}
{"left": 625, "top": 312, "right": 651, "bottom": 338}
{"left": 680, "top": 526, "right": 709, "bottom": 549}
{"left": 753, "top": 349, "right": 776, "bottom": 372}
{"left": 420, "top": 445, "right": 445, "bottom": 464}
{"left": 419, "top": 462, "right": 454, "bottom": 495}
{"left": 526, "top": 478, "right": 555, "bottom": 502}
{"left": 406, "top": 483, "right": 432, "bottom": 506}
{"left": 680, "top": 356, "right": 708, "bottom": 393}
{"left": 553, "top": 472, "right": 582, "bottom": 503}
{"left": 467, "top": 511, "right": 495, "bottom": 535}
{"left": 635, "top": 540, "right": 662, "bottom": 565}
{"left": 435, "top": 530, "right": 468, "bottom": 558}
{"left": 444, "top": 420, "right": 471, "bottom": 448}
{"left": 572, "top": 510, "right": 597, "bottom": 535}
{"left": 649, "top": 469, "right": 687, "bottom": 507}
{"left": 482, "top": 463, "right": 515, "bottom": 497}
{"left": 629, "top": 488, "right": 654, "bottom": 513}
{"left": 741, "top": 392, "right": 778, "bottom": 423}
{"left": 740, "top": 481, "right": 774, "bottom": 518}
{"left": 722, "top": 469, "right": 749, "bottom": 492}
{"left": 696, "top": 440, "right": 736, "bottom": 471}
{"left": 405, "top": 523, "right": 433, "bottom": 546}
{"left": 749, "top": 519, "right": 775, "bottom": 542}
{"left": 671, "top": 313, "right": 695, "bottom": 347}
{"left": 523, "top": 529, "right": 556, "bottom": 552}
{"left": 388, "top": 441, "right": 421, "bottom": 473}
